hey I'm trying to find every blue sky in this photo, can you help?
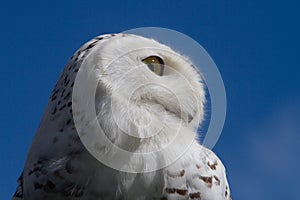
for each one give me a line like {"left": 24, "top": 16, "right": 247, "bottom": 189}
{"left": 1, "top": 1, "right": 299, "bottom": 199}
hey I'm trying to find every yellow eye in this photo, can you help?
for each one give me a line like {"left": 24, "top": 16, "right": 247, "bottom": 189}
{"left": 142, "top": 56, "right": 164, "bottom": 76}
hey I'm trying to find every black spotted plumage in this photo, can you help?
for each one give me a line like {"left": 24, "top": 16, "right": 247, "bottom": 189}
{"left": 12, "top": 34, "right": 117, "bottom": 200}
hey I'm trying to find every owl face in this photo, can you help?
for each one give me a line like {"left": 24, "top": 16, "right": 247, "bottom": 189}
{"left": 78, "top": 34, "right": 205, "bottom": 142}
{"left": 83, "top": 34, "right": 206, "bottom": 141}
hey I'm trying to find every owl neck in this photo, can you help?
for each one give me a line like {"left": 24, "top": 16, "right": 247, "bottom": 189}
{"left": 98, "top": 96, "right": 197, "bottom": 156}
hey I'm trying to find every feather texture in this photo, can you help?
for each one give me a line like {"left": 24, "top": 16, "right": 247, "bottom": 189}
{"left": 12, "top": 34, "right": 231, "bottom": 200}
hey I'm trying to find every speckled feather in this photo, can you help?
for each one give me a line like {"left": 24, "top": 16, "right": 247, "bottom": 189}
{"left": 12, "top": 34, "right": 117, "bottom": 200}
{"left": 12, "top": 34, "right": 231, "bottom": 200}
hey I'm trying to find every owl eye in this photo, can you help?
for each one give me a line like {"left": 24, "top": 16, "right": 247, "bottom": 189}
{"left": 142, "top": 56, "right": 164, "bottom": 76}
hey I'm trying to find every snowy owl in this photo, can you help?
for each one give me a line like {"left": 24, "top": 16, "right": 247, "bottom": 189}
{"left": 12, "top": 33, "right": 231, "bottom": 200}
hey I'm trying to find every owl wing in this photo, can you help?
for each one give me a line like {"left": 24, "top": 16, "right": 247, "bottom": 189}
{"left": 162, "top": 144, "right": 232, "bottom": 200}
{"left": 11, "top": 34, "right": 117, "bottom": 200}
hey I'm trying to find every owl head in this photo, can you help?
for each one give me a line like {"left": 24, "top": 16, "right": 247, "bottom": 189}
{"left": 72, "top": 34, "right": 205, "bottom": 151}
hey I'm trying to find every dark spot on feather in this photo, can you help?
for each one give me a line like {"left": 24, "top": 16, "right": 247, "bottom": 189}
{"left": 46, "top": 180, "right": 55, "bottom": 189}
{"left": 214, "top": 175, "right": 220, "bottom": 185}
{"left": 84, "top": 41, "right": 98, "bottom": 50}
{"left": 207, "top": 161, "right": 218, "bottom": 170}
{"left": 176, "top": 189, "right": 187, "bottom": 196}
{"left": 51, "top": 107, "right": 57, "bottom": 115}
{"left": 61, "top": 89, "right": 66, "bottom": 97}
{"left": 225, "top": 185, "right": 230, "bottom": 198}
{"left": 65, "top": 79, "right": 70, "bottom": 86}
{"left": 59, "top": 104, "right": 66, "bottom": 111}
{"left": 199, "top": 176, "right": 212, "bottom": 188}
{"left": 66, "top": 119, "right": 72, "bottom": 125}
{"left": 51, "top": 95, "right": 57, "bottom": 101}
{"left": 165, "top": 188, "right": 187, "bottom": 196}
{"left": 64, "top": 92, "right": 71, "bottom": 100}
{"left": 190, "top": 192, "right": 201, "bottom": 199}
{"left": 179, "top": 169, "right": 185, "bottom": 176}
{"left": 165, "top": 188, "right": 175, "bottom": 194}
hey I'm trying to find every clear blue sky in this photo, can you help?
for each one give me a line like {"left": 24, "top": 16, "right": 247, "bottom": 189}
{"left": 1, "top": 1, "right": 299, "bottom": 199}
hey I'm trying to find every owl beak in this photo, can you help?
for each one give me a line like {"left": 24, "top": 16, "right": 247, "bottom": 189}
{"left": 180, "top": 112, "right": 194, "bottom": 124}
